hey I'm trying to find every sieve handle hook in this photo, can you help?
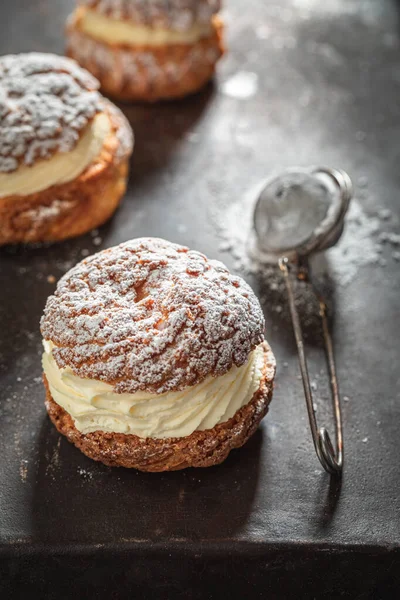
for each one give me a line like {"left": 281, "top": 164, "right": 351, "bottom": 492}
{"left": 279, "top": 257, "right": 343, "bottom": 475}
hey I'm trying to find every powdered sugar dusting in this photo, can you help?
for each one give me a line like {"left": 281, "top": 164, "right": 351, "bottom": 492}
{"left": 41, "top": 238, "right": 265, "bottom": 394}
{"left": 212, "top": 182, "right": 398, "bottom": 288}
{"left": 0, "top": 53, "right": 101, "bottom": 173}
{"left": 328, "top": 200, "right": 382, "bottom": 285}
{"left": 8, "top": 198, "right": 77, "bottom": 243}
{"left": 23, "top": 199, "right": 75, "bottom": 223}
{"left": 67, "top": 27, "right": 221, "bottom": 97}
{"left": 45, "top": 436, "right": 62, "bottom": 478}
{"left": 78, "top": 0, "right": 221, "bottom": 30}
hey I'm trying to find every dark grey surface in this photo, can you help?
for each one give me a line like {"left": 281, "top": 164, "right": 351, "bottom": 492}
{"left": 1, "top": 0, "right": 400, "bottom": 597}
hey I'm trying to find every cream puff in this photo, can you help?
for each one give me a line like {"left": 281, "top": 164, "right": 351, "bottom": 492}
{"left": 66, "top": 0, "right": 224, "bottom": 102}
{"left": 41, "top": 238, "right": 276, "bottom": 471}
{"left": 0, "top": 52, "right": 133, "bottom": 245}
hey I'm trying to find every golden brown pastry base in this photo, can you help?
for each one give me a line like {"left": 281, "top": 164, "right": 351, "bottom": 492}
{"left": 0, "top": 102, "right": 132, "bottom": 245}
{"left": 44, "top": 343, "right": 275, "bottom": 472}
{"left": 66, "top": 11, "right": 224, "bottom": 102}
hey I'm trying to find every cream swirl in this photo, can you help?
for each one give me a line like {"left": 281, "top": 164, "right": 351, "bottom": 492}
{"left": 0, "top": 112, "right": 111, "bottom": 198}
{"left": 78, "top": 8, "right": 213, "bottom": 46}
{"left": 42, "top": 342, "right": 265, "bottom": 439}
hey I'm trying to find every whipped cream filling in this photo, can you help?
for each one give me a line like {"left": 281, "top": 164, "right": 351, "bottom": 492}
{"left": 78, "top": 8, "right": 213, "bottom": 46}
{"left": 0, "top": 112, "right": 111, "bottom": 198}
{"left": 42, "top": 342, "right": 265, "bottom": 439}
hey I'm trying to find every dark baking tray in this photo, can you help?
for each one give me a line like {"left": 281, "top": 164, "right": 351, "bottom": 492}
{"left": 1, "top": 0, "right": 400, "bottom": 598}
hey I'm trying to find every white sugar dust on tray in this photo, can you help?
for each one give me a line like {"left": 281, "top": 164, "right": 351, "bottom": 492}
{"left": 213, "top": 168, "right": 399, "bottom": 289}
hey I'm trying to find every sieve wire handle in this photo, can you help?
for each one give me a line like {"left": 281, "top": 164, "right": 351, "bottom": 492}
{"left": 279, "top": 257, "right": 343, "bottom": 475}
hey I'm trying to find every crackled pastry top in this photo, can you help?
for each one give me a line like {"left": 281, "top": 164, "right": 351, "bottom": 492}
{"left": 41, "top": 237, "right": 265, "bottom": 395}
{"left": 0, "top": 53, "right": 102, "bottom": 174}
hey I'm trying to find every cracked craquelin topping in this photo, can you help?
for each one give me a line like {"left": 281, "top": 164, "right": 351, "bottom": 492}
{"left": 41, "top": 238, "right": 265, "bottom": 394}
{"left": 0, "top": 53, "right": 102, "bottom": 173}
{"left": 77, "top": 0, "right": 221, "bottom": 30}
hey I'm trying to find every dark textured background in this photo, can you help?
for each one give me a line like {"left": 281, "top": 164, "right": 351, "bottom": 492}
{"left": 0, "top": 0, "right": 400, "bottom": 597}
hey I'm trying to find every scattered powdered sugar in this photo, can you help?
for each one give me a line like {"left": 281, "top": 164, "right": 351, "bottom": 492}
{"left": 41, "top": 238, "right": 264, "bottom": 394}
{"left": 213, "top": 182, "right": 259, "bottom": 275}
{"left": 378, "top": 208, "right": 392, "bottom": 221}
{"left": 0, "top": 53, "right": 101, "bottom": 173}
{"left": 23, "top": 199, "right": 74, "bottom": 222}
{"left": 77, "top": 0, "right": 221, "bottom": 30}
{"left": 212, "top": 180, "right": 399, "bottom": 289}
{"left": 14, "top": 430, "right": 28, "bottom": 484}
{"left": 19, "top": 459, "right": 28, "bottom": 483}
{"left": 11, "top": 198, "right": 77, "bottom": 241}
{"left": 45, "top": 436, "right": 62, "bottom": 477}
{"left": 327, "top": 200, "right": 382, "bottom": 286}
{"left": 77, "top": 467, "right": 93, "bottom": 480}
{"left": 378, "top": 232, "right": 400, "bottom": 246}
